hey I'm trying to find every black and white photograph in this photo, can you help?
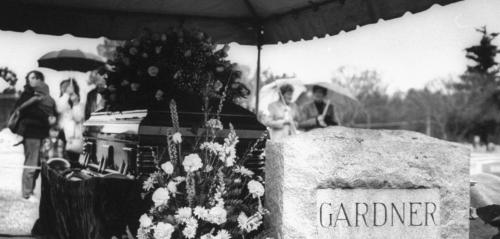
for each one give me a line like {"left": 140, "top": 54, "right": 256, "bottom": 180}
{"left": 0, "top": 0, "right": 499, "bottom": 238}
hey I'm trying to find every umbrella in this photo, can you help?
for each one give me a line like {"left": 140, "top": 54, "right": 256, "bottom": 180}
{"left": 1, "top": 0, "right": 462, "bottom": 112}
{"left": 38, "top": 49, "right": 105, "bottom": 72}
{"left": 259, "top": 78, "right": 306, "bottom": 115}
{"left": 295, "top": 81, "right": 357, "bottom": 106}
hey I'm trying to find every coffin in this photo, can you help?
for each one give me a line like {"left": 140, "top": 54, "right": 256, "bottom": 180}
{"left": 81, "top": 94, "right": 267, "bottom": 179}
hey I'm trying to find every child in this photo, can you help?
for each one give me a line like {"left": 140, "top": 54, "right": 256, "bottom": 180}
{"left": 40, "top": 126, "right": 65, "bottom": 161}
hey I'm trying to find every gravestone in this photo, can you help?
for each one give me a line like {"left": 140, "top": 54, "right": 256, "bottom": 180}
{"left": 265, "top": 127, "right": 470, "bottom": 239}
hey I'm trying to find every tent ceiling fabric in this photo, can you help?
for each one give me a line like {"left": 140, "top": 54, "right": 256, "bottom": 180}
{"left": 2, "top": 0, "right": 461, "bottom": 45}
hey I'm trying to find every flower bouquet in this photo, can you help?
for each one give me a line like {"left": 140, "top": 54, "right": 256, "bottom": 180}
{"left": 104, "top": 28, "right": 250, "bottom": 110}
{"left": 138, "top": 100, "right": 268, "bottom": 239}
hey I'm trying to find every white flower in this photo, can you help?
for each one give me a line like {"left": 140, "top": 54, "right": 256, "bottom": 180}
{"left": 185, "top": 217, "right": 198, "bottom": 228}
{"left": 207, "top": 206, "right": 227, "bottom": 225}
{"left": 223, "top": 147, "right": 236, "bottom": 167}
{"left": 153, "top": 222, "right": 175, "bottom": 239}
{"left": 137, "top": 227, "right": 149, "bottom": 239}
{"left": 200, "top": 233, "right": 213, "bottom": 239}
{"left": 173, "top": 176, "right": 186, "bottom": 183}
{"left": 214, "top": 229, "right": 231, "bottom": 239}
{"left": 161, "top": 161, "right": 174, "bottom": 174}
{"left": 183, "top": 226, "right": 196, "bottom": 239}
{"left": 214, "top": 80, "right": 223, "bottom": 91}
{"left": 247, "top": 180, "right": 265, "bottom": 198}
{"left": 147, "top": 66, "right": 159, "bottom": 77}
{"left": 152, "top": 188, "right": 170, "bottom": 207}
{"left": 176, "top": 207, "right": 192, "bottom": 223}
{"left": 139, "top": 214, "right": 153, "bottom": 228}
{"left": 167, "top": 181, "right": 177, "bottom": 195}
{"left": 237, "top": 212, "right": 263, "bottom": 233}
{"left": 200, "top": 142, "right": 223, "bottom": 154}
{"left": 206, "top": 119, "right": 223, "bottom": 130}
{"left": 183, "top": 154, "right": 203, "bottom": 173}
{"left": 143, "top": 176, "right": 155, "bottom": 191}
{"left": 182, "top": 217, "right": 198, "bottom": 239}
{"left": 194, "top": 206, "right": 209, "bottom": 220}
{"left": 172, "top": 132, "right": 182, "bottom": 144}
{"left": 233, "top": 166, "right": 254, "bottom": 177}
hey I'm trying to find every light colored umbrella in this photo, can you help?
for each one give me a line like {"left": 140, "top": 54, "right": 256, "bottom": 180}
{"left": 258, "top": 78, "right": 306, "bottom": 115}
{"left": 296, "top": 81, "right": 357, "bottom": 107}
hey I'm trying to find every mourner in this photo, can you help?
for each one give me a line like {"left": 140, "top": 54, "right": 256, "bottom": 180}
{"left": 299, "top": 85, "right": 339, "bottom": 131}
{"left": 12, "top": 71, "right": 56, "bottom": 201}
{"left": 264, "top": 84, "right": 300, "bottom": 141}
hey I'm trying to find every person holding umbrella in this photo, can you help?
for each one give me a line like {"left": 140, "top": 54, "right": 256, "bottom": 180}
{"left": 299, "top": 85, "right": 339, "bottom": 131}
{"left": 262, "top": 84, "right": 300, "bottom": 141}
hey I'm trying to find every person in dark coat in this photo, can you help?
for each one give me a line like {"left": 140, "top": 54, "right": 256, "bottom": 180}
{"left": 13, "top": 70, "right": 56, "bottom": 201}
{"left": 85, "top": 72, "right": 107, "bottom": 119}
{"left": 298, "top": 85, "right": 339, "bottom": 131}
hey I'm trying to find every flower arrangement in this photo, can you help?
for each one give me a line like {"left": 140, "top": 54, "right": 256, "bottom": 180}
{"left": 0, "top": 67, "right": 18, "bottom": 86}
{"left": 104, "top": 28, "right": 250, "bottom": 110}
{"left": 138, "top": 100, "right": 268, "bottom": 239}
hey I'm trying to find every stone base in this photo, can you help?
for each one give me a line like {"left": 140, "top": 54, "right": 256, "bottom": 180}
{"left": 265, "top": 127, "right": 470, "bottom": 239}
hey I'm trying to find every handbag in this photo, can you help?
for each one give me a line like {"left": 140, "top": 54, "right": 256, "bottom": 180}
{"left": 7, "top": 109, "right": 20, "bottom": 133}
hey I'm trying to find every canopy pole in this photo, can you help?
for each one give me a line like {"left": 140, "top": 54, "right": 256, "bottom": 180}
{"left": 255, "top": 26, "right": 264, "bottom": 115}
{"left": 255, "top": 43, "right": 262, "bottom": 114}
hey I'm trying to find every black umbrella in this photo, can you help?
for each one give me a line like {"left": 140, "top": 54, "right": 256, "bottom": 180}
{"left": 38, "top": 49, "right": 105, "bottom": 72}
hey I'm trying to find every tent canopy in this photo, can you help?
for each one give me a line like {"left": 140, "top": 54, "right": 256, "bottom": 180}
{"left": 2, "top": 0, "right": 461, "bottom": 45}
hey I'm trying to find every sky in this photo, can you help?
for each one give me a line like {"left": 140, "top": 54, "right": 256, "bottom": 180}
{"left": 0, "top": 0, "right": 498, "bottom": 97}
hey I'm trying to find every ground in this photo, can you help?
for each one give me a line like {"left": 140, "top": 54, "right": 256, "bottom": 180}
{"left": 0, "top": 129, "right": 498, "bottom": 238}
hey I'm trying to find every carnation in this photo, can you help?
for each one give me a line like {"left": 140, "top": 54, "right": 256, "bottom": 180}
{"left": 207, "top": 206, "right": 227, "bottom": 225}
{"left": 176, "top": 207, "right": 192, "bottom": 223}
{"left": 152, "top": 188, "right": 170, "bottom": 207}
{"left": 153, "top": 222, "right": 175, "bottom": 239}
{"left": 172, "top": 132, "right": 182, "bottom": 144}
{"left": 139, "top": 214, "right": 153, "bottom": 228}
{"left": 194, "top": 206, "right": 209, "bottom": 220}
{"left": 183, "top": 226, "right": 197, "bottom": 239}
{"left": 183, "top": 154, "right": 203, "bottom": 173}
{"left": 161, "top": 161, "right": 174, "bottom": 174}
{"left": 182, "top": 217, "right": 198, "bottom": 239}
{"left": 247, "top": 180, "right": 265, "bottom": 198}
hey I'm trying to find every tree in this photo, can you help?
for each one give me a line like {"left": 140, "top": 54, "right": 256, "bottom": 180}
{"left": 451, "top": 26, "right": 500, "bottom": 142}
{"left": 331, "top": 67, "right": 387, "bottom": 127}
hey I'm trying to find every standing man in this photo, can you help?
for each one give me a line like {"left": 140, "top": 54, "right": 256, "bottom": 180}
{"left": 85, "top": 69, "right": 107, "bottom": 119}
{"left": 298, "top": 85, "right": 339, "bottom": 131}
{"left": 13, "top": 70, "right": 56, "bottom": 201}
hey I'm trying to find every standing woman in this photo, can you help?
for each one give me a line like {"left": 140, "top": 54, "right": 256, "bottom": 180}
{"left": 57, "top": 78, "right": 85, "bottom": 164}
{"left": 13, "top": 70, "right": 56, "bottom": 201}
{"left": 263, "top": 84, "right": 300, "bottom": 141}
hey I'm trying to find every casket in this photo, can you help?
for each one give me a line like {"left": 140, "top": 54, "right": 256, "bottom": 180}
{"left": 80, "top": 96, "right": 267, "bottom": 179}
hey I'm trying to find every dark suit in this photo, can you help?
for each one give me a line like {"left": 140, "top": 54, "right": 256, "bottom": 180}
{"left": 298, "top": 101, "right": 338, "bottom": 131}
{"left": 85, "top": 89, "right": 104, "bottom": 120}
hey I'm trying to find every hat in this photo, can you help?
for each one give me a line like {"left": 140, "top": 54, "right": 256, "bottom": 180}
{"left": 33, "top": 82, "right": 50, "bottom": 96}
